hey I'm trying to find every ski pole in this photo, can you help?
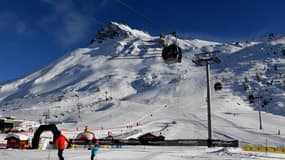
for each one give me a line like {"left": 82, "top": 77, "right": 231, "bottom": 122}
{"left": 48, "top": 147, "right": 51, "bottom": 160}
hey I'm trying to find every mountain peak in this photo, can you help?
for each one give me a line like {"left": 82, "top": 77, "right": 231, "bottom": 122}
{"left": 90, "top": 22, "right": 150, "bottom": 44}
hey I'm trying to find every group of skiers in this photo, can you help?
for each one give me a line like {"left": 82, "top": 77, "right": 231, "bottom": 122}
{"left": 54, "top": 131, "right": 100, "bottom": 160}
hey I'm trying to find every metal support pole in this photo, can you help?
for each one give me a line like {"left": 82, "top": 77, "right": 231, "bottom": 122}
{"left": 258, "top": 98, "right": 263, "bottom": 130}
{"left": 78, "top": 104, "right": 81, "bottom": 120}
{"left": 206, "top": 61, "right": 212, "bottom": 147}
{"left": 193, "top": 51, "right": 220, "bottom": 147}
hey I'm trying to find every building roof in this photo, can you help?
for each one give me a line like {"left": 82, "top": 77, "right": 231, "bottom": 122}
{"left": 5, "top": 133, "right": 29, "bottom": 141}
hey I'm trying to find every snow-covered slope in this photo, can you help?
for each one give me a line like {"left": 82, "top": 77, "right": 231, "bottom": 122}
{"left": 1, "top": 22, "right": 285, "bottom": 148}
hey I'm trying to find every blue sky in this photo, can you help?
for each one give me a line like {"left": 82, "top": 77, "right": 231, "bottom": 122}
{"left": 0, "top": 0, "right": 284, "bottom": 83}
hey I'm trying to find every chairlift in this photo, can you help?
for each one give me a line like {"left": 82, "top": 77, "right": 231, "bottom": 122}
{"left": 161, "top": 44, "right": 182, "bottom": 64}
{"left": 248, "top": 94, "right": 255, "bottom": 103}
{"left": 262, "top": 99, "right": 269, "bottom": 107}
{"left": 214, "top": 82, "right": 223, "bottom": 91}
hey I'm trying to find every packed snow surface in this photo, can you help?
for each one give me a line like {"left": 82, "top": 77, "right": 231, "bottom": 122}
{"left": 1, "top": 22, "right": 285, "bottom": 159}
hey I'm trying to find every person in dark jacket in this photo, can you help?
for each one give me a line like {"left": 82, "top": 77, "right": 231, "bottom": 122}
{"left": 54, "top": 131, "right": 69, "bottom": 160}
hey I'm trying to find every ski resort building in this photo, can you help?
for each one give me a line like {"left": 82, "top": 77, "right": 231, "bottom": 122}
{"left": 5, "top": 133, "right": 30, "bottom": 149}
{"left": 0, "top": 117, "right": 39, "bottom": 133}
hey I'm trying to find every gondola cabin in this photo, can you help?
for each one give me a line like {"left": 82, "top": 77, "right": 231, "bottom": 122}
{"left": 214, "top": 82, "right": 223, "bottom": 91}
{"left": 162, "top": 44, "right": 182, "bottom": 64}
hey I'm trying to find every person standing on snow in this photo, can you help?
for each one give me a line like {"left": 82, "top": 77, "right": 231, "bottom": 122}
{"left": 90, "top": 141, "right": 100, "bottom": 160}
{"left": 54, "top": 131, "right": 69, "bottom": 160}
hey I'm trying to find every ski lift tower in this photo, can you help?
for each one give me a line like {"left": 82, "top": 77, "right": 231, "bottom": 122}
{"left": 192, "top": 51, "right": 221, "bottom": 147}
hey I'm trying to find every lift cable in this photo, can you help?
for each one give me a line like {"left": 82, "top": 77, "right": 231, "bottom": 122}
{"left": 113, "top": 0, "right": 162, "bottom": 31}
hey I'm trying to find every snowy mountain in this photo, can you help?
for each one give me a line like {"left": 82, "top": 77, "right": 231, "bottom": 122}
{"left": 1, "top": 22, "right": 285, "bottom": 148}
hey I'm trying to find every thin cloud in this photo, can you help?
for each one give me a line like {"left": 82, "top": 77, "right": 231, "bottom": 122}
{"left": 40, "top": 0, "right": 99, "bottom": 47}
{"left": 0, "top": 11, "right": 28, "bottom": 34}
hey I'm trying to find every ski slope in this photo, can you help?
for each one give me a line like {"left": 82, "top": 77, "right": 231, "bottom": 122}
{"left": 0, "top": 22, "right": 285, "bottom": 159}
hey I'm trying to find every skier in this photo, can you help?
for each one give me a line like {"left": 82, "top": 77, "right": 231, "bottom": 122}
{"left": 54, "top": 131, "right": 69, "bottom": 160}
{"left": 91, "top": 141, "right": 100, "bottom": 160}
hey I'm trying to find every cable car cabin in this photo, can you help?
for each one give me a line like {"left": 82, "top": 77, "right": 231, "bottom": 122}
{"left": 214, "top": 82, "right": 223, "bottom": 91}
{"left": 162, "top": 44, "right": 182, "bottom": 64}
